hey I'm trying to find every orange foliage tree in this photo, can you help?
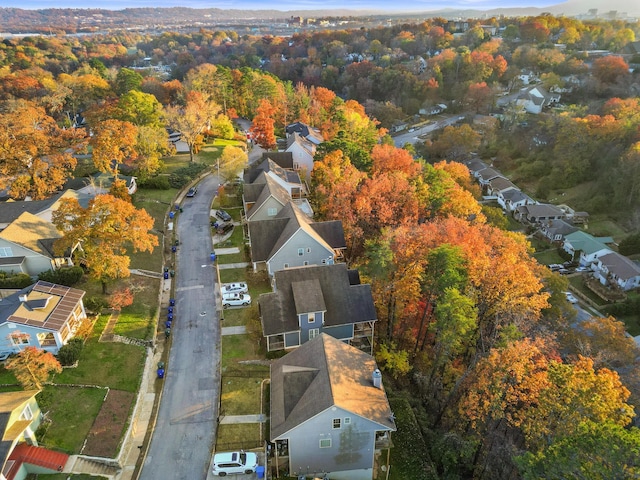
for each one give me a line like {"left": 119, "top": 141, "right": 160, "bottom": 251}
{"left": 6, "top": 346, "right": 63, "bottom": 389}
{"left": 250, "top": 98, "right": 277, "bottom": 150}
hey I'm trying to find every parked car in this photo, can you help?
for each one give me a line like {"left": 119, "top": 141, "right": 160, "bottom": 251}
{"left": 186, "top": 186, "right": 198, "bottom": 197}
{"left": 548, "top": 264, "right": 563, "bottom": 271}
{"left": 558, "top": 268, "right": 571, "bottom": 275}
{"left": 575, "top": 266, "right": 591, "bottom": 272}
{"left": 211, "top": 451, "right": 258, "bottom": 476}
{"left": 222, "top": 292, "right": 251, "bottom": 308}
{"left": 216, "top": 209, "right": 232, "bottom": 222}
{"left": 221, "top": 282, "right": 248, "bottom": 294}
{"left": 564, "top": 292, "right": 578, "bottom": 304}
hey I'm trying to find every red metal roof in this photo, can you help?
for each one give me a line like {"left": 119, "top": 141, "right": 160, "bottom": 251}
{"left": 6, "top": 443, "right": 69, "bottom": 479}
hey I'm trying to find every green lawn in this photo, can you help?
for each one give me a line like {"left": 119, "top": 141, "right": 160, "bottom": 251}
{"left": 215, "top": 423, "right": 263, "bottom": 451}
{"left": 567, "top": 276, "right": 608, "bottom": 307}
{"left": 37, "top": 385, "right": 106, "bottom": 453}
{"left": 54, "top": 339, "right": 145, "bottom": 392}
{"left": 220, "top": 373, "right": 267, "bottom": 415}
{"left": 586, "top": 216, "right": 629, "bottom": 241}
{"left": 0, "top": 365, "right": 18, "bottom": 385}
{"left": 113, "top": 277, "right": 160, "bottom": 339}
{"left": 221, "top": 334, "right": 262, "bottom": 370}
{"left": 533, "top": 248, "right": 565, "bottom": 266}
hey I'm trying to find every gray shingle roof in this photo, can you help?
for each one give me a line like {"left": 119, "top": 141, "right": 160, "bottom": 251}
{"left": 259, "top": 263, "right": 376, "bottom": 336}
{"left": 245, "top": 174, "right": 292, "bottom": 220}
{"left": 270, "top": 334, "right": 395, "bottom": 440}
{"left": 248, "top": 202, "right": 345, "bottom": 263}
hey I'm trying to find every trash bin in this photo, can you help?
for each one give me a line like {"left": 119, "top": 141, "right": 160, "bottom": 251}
{"left": 256, "top": 466, "right": 265, "bottom": 479}
{"left": 170, "top": 270, "right": 175, "bottom": 278}
{"left": 171, "top": 245, "right": 177, "bottom": 253}
{"left": 210, "top": 252, "right": 216, "bottom": 262}
{"left": 167, "top": 313, "right": 173, "bottom": 321}
{"left": 174, "top": 239, "right": 179, "bottom": 246}
{"left": 175, "top": 203, "right": 180, "bottom": 211}
{"left": 179, "top": 207, "right": 183, "bottom": 213}
{"left": 168, "top": 306, "right": 173, "bottom": 314}
{"left": 165, "top": 320, "right": 172, "bottom": 328}
{"left": 163, "top": 272, "right": 169, "bottom": 279}
{"left": 169, "top": 211, "right": 175, "bottom": 219}
{"left": 169, "top": 298, "right": 175, "bottom": 306}
{"left": 165, "top": 328, "right": 171, "bottom": 338}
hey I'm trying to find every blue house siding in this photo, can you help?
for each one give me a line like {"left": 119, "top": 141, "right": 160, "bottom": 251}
{"left": 323, "top": 324, "right": 354, "bottom": 341}
{"left": 284, "top": 331, "right": 300, "bottom": 348}
{"left": 0, "top": 323, "right": 61, "bottom": 357}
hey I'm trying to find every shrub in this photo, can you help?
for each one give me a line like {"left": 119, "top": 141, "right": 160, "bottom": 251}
{"left": 139, "top": 175, "right": 170, "bottom": 190}
{"left": 168, "top": 163, "right": 208, "bottom": 188}
{"left": 84, "top": 296, "right": 108, "bottom": 315}
{"left": 57, "top": 338, "right": 84, "bottom": 366}
{"left": 38, "top": 266, "right": 84, "bottom": 286}
{"left": 618, "top": 233, "right": 640, "bottom": 256}
{"left": 0, "top": 273, "right": 33, "bottom": 289}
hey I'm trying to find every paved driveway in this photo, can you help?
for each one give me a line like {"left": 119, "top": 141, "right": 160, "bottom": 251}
{"left": 139, "top": 174, "right": 222, "bottom": 480}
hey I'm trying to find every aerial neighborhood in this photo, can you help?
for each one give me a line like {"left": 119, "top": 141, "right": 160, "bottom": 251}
{"left": 0, "top": 4, "right": 640, "bottom": 480}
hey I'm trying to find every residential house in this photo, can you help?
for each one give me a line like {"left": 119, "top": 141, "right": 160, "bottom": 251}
{"left": 420, "top": 104, "right": 447, "bottom": 116}
{"left": 498, "top": 189, "right": 536, "bottom": 212}
{"left": 557, "top": 204, "right": 590, "bottom": 225}
{"left": 243, "top": 172, "right": 313, "bottom": 222}
{"left": 515, "top": 203, "right": 566, "bottom": 225}
{"left": 0, "top": 281, "right": 87, "bottom": 358}
{"left": 539, "top": 219, "right": 579, "bottom": 243}
{"left": 487, "top": 177, "right": 518, "bottom": 197}
{"left": 259, "top": 264, "right": 376, "bottom": 353}
{"left": 285, "top": 122, "right": 323, "bottom": 146}
{"left": 562, "top": 231, "right": 613, "bottom": 265}
{"left": 0, "top": 190, "right": 91, "bottom": 231}
{"left": 285, "top": 132, "right": 316, "bottom": 180}
{"left": 0, "top": 390, "right": 70, "bottom": 480}
{"left": 475, "top": 167, "right": 504, "bottom": 187}
{"left": 270, "top": 334, "right": 396, "bottom": 480}
{"left": 516, "top": 86, "right": 561, "bottom": 114}
{"left": 244, "top": 156, "right": 306, "bottom": 200}
{"left": 0, "top": 213, "right": 75, "bottom": 276}
{"left": 518, "top": 69, "right": 538, "bottom": 85}
{"left": 592, "top": 252, "right": 640, "bottom": 291}
{"left": 248, "top": 202, "right": 345, "bottom": 276}
{"left": 465, "top": 160, "right": 488, "bottom": 178}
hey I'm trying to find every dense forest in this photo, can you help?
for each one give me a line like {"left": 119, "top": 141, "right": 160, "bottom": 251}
{"left": 1, "top": 13, "right": 640, "bottom": 478}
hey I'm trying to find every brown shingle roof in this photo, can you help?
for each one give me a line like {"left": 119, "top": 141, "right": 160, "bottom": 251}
{"left": 270, "top": 334, "right": 395, "bottom": 440}
{"left": 0, "top": 213, "right": 61, "bottom": 257}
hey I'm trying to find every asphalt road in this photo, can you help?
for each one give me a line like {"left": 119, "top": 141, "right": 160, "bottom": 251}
{"left": 139, "top": 173, "right": 222, "bottom": 480}
{"left": 393, "top": 114, "right": 466, "bottom": 147}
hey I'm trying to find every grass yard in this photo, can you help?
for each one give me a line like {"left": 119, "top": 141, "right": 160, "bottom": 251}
{"left": 113, "top": 277, "right": 160, "bottom": 339}
{"left": 221, "top": 334, "right": 262, "bottom": 370}
{"left": 533, "top": 248, "right": 565, "bottom": 266}
{"left": 0, "top": 365, "right": 18, "bottom": 385}
{"left": 220, "top": 373, "right": 267, "bottom": 415}
{"left": 54, "top": 340, "right": 145, "bottom": 392}
{"left": 586, "top": 216, "right": 629, "bottom": 241}
{"left": 36, "top": 385, "right": 106, "bottom": 454}
{"left": 215, "top": 423, "right": 263, "bottom": 451}
{"left": 568, "top": 276, "right": 609, "bottom": 306}
{"left": 39, "top": 475, "right": 108, "bottom": 480}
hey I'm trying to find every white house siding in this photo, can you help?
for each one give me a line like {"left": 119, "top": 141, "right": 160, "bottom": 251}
{"left": 267, "top": 231, "right": 333, "bottom": 276}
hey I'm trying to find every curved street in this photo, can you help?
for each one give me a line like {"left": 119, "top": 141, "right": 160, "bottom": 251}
{"left": 139, "top": 173, "right": 222, "bottom": 480}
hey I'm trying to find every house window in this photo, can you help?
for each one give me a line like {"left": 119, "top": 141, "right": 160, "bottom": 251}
{"left": 303, "top": 261, "right": 309, "bottom": 266}
{"left": 20, "top": 404, "right": 33, "bottom": 421}
{"left": 321, "top": 259, "right": 326, "bottom": 264}
{"left": 306, "top": 248, "right": 311, "bottom": 253}
{"left": 309, "top": 328, "right": 319, "bottom": 340}
{"left": 298, "top": 248, "right": 304, "bottom": 256}
{"left": 284, "top": 263, "right": 289, "bottom": 269}
{"left": 10, "top": 333, "right": 29, "bottom": 346}
{"left": 320, "top": 438, "right": 331, "bottom": 448}
{"left": 267, "top": 208, "right": 278, "bottom": 216}
{"left": 333, "top": 418, "right": 341, "bottom": 429}
{"left": 344, "top": 417, "right": 351, "bottom": 425}
{"left": 308, "top": 315, "right": 315, "bottom": 324}
{"left": 0, "top": 247, "right": 12, "bottom": 257}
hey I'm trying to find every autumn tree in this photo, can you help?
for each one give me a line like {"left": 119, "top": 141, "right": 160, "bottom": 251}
{"left": 218, "top": 145, "right": 248, "bottom": 183}
{"left": 52, "top": 195, "right": 158, "bottom": 293}
{"left": 89, "top": 119, "right": 138, "bottom": 175}
{"left": 6, "top": 346, "right": 62, "bottom": 389}
{"left": 592, "top": 55, "right": 630, "bottom": 85}
{"left": 166, "top": 91, "right": 221, "bottom": 161}
{"left": 0, "top": 100, "right": 82, "bottom": 200}
{"left": 109, "top": 287, "right": 134, "bottom": 310}
{"left": 250, "top": 98, "right": 277, "bottom": 150}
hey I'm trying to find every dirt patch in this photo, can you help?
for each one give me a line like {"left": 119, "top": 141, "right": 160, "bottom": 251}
{"left": 82, "top": 389, "right": 135, "bottom": 457}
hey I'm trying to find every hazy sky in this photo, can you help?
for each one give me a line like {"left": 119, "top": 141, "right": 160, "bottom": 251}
{"left": 4, "top": 0, "right": 562, "bottom": 12}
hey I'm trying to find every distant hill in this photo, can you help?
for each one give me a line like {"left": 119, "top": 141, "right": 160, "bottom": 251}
{"left": 0, "top": 0, "right": 638, "bottom": 34}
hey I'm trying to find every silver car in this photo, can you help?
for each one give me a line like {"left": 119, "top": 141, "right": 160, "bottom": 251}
{"left": 222, "top": 292, "right": 251, "bottom": 308}
{"left": 221, "top": 282, "right": 248, "bottom": 294}
{"left": 211, "top": 451, "right": 258, "bottom": 476}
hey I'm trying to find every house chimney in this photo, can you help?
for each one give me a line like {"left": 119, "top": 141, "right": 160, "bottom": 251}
{"left": 19, "top": 294, "right": 28, "bottom": 303}
{"left": 372, "top": 369, "right": 382, "bottom": 389}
